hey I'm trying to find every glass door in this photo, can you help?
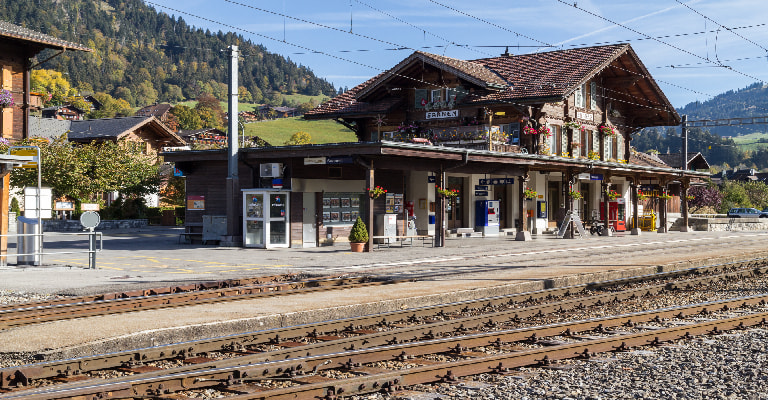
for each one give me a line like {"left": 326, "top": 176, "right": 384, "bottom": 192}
{"left": 243, "top": 190, "right": 290, "bottom": 248}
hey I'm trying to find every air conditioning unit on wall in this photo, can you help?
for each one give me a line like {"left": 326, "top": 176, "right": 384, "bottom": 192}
{"left": 260, "top": 163, "right": 283, "bottom": 178}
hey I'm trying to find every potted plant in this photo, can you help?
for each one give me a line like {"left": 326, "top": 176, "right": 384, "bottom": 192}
{"left": 436, "top": 185, "right": 459, "bottom": 198}
{"left": 367, "top": 185, "right": 387, "bottom": 199}
{"left": 568, "top": 190, "right": 583, "bottom": 200}
{"left": 523, "top": 187, "right": 537, "bottom": 200}
{"left": 348, "top": 216, "right": 369, "bottom": 252}
{"left": 606, "top": 189, "right": 621, "bottom": 201}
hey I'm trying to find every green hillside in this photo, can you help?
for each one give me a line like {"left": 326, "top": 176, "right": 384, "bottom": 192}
{"left": 1, "top": 0, "right": 336, "bottom": 107}
{"left": 244, "top": 117, "right": 356, "bottom": 145}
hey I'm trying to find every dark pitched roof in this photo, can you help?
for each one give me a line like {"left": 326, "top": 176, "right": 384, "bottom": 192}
{"left": 135, "top": 104, "right": 172, "bottom": 118}
{"left": 68, "top": 115, "right": 184, "bottom": 145}
{"left": 657, "top": 152, "right": 710, "bottom": 170}
{"left": 629, "top": 150, "right": 670, "bottom": 168}
{"left": 0, "top": 20, "right": 91, "bottom": 52}
{"left": 28, "top": 116, "right": 71, "bottom": 140}
{"left": 307, "top": 43, "right": 665, "bottom": 119}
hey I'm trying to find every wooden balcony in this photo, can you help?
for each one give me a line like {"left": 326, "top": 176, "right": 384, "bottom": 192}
{"left": 382, "top": 125, "right": 523, "bottom": 153}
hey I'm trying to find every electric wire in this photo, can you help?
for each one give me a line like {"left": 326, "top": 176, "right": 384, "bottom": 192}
{"left": 555, "top": 0, "right": 767, "bottom": 86}
{"left": 673, "top": 0, "right": 768, "bottom": 53}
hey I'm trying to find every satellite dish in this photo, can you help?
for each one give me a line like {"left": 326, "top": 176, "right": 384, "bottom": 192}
{"left": 80, "top": 211, "right": 101, "bottom": 229}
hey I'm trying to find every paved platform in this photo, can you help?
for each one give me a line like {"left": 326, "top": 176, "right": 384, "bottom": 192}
{"left": 0, "top": 227, "right": 766, "bottom": 358}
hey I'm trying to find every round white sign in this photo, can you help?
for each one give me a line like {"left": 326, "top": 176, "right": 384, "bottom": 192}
{"left": 80, "top": 211, "right": 101, "bottom": 229}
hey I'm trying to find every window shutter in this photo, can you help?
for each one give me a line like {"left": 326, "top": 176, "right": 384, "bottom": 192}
{"left": 590, "top": 82, "right": 598, "bottom": 110}
{"left": 414, "top": 89, "right": 428, "bottom": 109}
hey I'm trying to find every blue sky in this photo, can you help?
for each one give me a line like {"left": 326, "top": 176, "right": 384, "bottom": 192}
{"left": 144, "top": 0, "right": 768, "bottom": 108}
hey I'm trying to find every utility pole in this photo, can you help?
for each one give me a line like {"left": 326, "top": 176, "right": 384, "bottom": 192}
{"left": 223, "top": 45, "right": 241, "bottom": 246}
{"left": 681, "top": 115, "right": 688, "bottom": 170}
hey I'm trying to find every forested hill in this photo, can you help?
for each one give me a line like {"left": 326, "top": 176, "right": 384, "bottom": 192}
{"left": 677, "top": 82, "right": 768, "bottom": 137}
{"left": 1, "top": 0, "right": 336, "bottom": 106}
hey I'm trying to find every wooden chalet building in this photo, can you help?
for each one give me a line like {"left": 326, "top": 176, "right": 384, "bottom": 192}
{"left": 166, "top": 43, "right": 708, "bottom": 250}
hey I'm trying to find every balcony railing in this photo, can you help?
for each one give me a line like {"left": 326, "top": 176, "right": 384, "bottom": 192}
{"left": 382, "top": 125, "right": 522, "bottom": 153}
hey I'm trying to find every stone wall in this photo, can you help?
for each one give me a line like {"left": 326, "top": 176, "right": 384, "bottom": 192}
{"left": 688, "top": 217, "right": 768, "bottom": 232}
{"left": 42, "top": 219, "right": 149, "bottom": 232}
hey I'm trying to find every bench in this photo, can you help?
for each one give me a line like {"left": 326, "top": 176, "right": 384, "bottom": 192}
{"left": 372, "top": 235, "right": 434, "bottom": 249}
{"left": 179, "top": 223, "right": 203, "bottom": 244}
{"left": 178, "top": 232, "right": 203, "bottom": 244}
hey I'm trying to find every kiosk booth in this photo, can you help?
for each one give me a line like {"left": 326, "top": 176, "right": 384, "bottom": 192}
{"left": 600, "top": 199, "right": 627, "bottom": 232}
{"left": 243, "top": 189, "right": 290, "bottom": 248}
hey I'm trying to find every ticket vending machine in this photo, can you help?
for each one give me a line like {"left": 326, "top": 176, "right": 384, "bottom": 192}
{"left": 475, "top": 200, "right": 500, "bottom": 235}
{"left": 600, "top": 199, "right": 627, "bottom": 232}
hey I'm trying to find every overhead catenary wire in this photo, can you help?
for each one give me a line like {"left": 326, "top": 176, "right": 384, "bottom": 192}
{"left": 555, "top": 0, "right": 767, "bottom": 87}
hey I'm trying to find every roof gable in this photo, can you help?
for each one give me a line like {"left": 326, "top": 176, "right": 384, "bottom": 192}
{"left": 0, "top": 20, "right": 91, "bottom": 52}
{"left": 356, "top": 51, "right": 508, "bottom": 101}
{"left": 307, "top": 44, "right": 677, "bottom": 125}
{"left": 68, "top": 116, "right": 185, "bottom": 145}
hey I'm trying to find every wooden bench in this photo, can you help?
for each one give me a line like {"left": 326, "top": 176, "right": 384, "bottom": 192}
{"left": 372, "top": 235, "right": 434, "bottom": 249}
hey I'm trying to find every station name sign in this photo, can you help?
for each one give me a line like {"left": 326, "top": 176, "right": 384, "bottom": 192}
{"left": 425, "top": 110, "right": 459, "bottom": 120}
{"left": 304, "top": 156, "right": 354, "bottom": 165}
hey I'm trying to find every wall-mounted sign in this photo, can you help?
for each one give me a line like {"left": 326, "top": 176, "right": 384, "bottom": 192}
{"left": 173, "top": 167, "right": 184, "bottom": 177}
{"left": 577, "top": 173, "right": 591, "bottom": 180}
{"left": 576, "top": 111, "right": 594, "bottom": 121}
{"left": 81, "top": 203, "right": 100, "bottom": 211}
{"left": 475, "top": 191, "right": 489, "bottom": 196}
{"left": 475, "top": 185, "right": 489, "bottom": 191}
{"left": 479, "top": 178, "right": 514, "bottom": 185}
{"left": 428, "top": 175, "right": 436, "bottom": 183}
{"left": 590, "top": 174, "right": 604, "bottom": 181}
{"left": 425, "top": 110, "right": 459, "bottom": 120}
{"left": 304, "top": 157, "right": 326, "bottom": 165}
{"left": 187, "top": 195, "right": 205, "bottom": 210}
{"left": 326, "top": 156, "right": 353, "bottom": 164}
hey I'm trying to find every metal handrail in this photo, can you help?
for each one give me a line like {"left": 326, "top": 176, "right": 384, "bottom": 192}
{"left": 0, "top": 232, "right": 103, "bottom": 268}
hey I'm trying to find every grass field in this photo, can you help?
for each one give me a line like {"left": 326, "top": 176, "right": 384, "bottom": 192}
{"left": 731, "top": 132, "right": 768, "bottom": 151}
{"left": 175, "top": 93, "right": 330, "bottom": 113}
{"left": 244, "top": 117, "right": 356, "bottom": 145}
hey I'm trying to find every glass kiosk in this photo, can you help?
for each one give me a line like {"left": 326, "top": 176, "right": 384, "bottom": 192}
{"left": 243, "top": 190, "right": 290, "bottom": 248}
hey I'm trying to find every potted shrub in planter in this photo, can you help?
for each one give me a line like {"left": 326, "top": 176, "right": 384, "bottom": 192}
{"left": 348, "top": 216, "right": 368, "bottom": 252}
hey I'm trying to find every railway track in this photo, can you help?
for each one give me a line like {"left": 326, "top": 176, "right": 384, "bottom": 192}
{"left": 1, "top": 257, "right": 767, "bottom": 398}
{"left": 0, "top": 274, "right": 395, "bottom": 331}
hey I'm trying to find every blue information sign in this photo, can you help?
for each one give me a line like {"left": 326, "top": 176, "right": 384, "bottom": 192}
{"left": 590, "top": 174, "right": 604, "bottom": 180}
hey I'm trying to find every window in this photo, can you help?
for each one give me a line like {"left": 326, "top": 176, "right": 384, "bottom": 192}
{"left": 590, "top": 82, "right": 598, "bottom": 110}
{"left": 506, "top": 123, "right": 521, "bottom": 145}
{"left": 431, "top": 89, "right": 444, "bottom": 103}
{"left": 575, "top": 85, "right": 585, "bottom": 108}
{"left": 547, "top": 124, "right": 561, "bottom": 155}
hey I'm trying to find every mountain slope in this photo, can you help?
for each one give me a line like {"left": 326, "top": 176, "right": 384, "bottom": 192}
{"left": 0, "top": 0, "right": 336, "bottom": 106}
{"left": 677, "top": 82, "right": 768, "bottom": 137}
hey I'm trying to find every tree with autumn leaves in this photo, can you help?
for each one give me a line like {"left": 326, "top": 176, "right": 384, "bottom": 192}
{"left": 6, "top": 137, "right": 160, "bottom": 206}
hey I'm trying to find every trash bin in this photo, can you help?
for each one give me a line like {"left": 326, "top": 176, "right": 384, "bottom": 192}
{"left": 17, "top": 216, "right": 40, "bottom": 266}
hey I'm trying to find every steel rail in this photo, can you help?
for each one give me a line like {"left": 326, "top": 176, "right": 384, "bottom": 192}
{"left": 2, "top": 258, "right": 767, "bottom": 390}
{"left": 4, "top": 296, "right": 767, "bottom": 399}
{"left": 0, "top": 276, "right": 394, "bottom": 331}
{"left": 0, "top": 274, "right": 303, "bottom": 311}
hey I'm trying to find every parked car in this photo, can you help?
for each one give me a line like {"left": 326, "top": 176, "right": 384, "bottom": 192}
{"left": 727, "top": 208, "right": 768, "bottom": 218}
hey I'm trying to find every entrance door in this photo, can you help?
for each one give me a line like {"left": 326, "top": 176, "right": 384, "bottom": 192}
{"left": 302, "top": 192, "right": 317, "bottom": 248}
{"left": 446, "top": 177, "right": 463, "bottom": 229}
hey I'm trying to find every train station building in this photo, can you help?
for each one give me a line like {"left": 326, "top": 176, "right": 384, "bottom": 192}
{"left": 164, "top": 43, "right": 709, "bottom": 249}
